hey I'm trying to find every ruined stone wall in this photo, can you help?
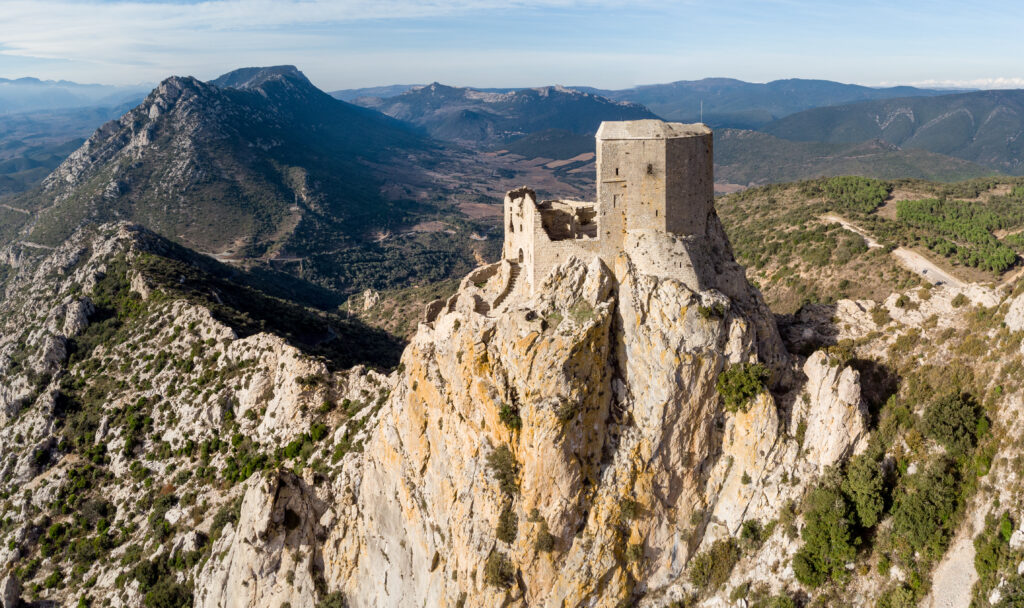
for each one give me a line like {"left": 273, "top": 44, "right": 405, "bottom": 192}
{"left": 504, "top": 189, "right": 603, "bottom": 294}
{"left": 503, "top": 188, "right": 538, "bottom": 269}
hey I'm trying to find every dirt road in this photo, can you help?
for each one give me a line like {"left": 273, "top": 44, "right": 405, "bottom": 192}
{"left": 823, "top": 214, "right": 966, "bottom": 290}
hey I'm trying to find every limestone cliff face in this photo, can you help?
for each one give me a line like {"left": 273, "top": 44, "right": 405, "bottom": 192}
{"left": 196, "top": 472, "right": 328, "bottom": 608}
{"left": 317, "top": 246, "right": 793, "bottom": 607}
{"left": 0, "top": 221, "right": 874, "bottom": 606}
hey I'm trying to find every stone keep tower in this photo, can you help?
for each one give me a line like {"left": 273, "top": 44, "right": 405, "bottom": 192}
{"left": 503, "top": 119, "right": 714, "bottom": 295}
{"left": 595, "top": 120, "right": 713, "bottom": 252}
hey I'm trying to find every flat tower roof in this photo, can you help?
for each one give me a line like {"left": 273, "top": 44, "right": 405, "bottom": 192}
{"left": 596, "top": 119, "right": 710, "bottom": 140}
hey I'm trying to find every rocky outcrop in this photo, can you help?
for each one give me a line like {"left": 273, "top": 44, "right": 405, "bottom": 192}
{"left": 0, "top": 575, "right": 20, "bottom": 608}
{"left": 196, "top": 472, "right": 328, "bottom": 608}
{"left": 315, "top": 248, "right": 793, "bottom": 607}
{"left": 1005, "top": 292, "right": 1024, "bottom": 333}
{"left": 793, "top": 351, "right": 868, "bottom": 472}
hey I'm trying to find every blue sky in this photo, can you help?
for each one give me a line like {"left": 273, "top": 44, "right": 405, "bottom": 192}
{"left": 1, "top": 0, "right": 1023, "bottom": 90}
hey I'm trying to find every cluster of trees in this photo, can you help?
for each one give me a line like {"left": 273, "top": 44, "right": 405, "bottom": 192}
{"left": 793, "top": 392, "right": 989, "bottom": 602}
{"left": 818, "top": 176, "right": 892, "bottom": 215}
{"left": 896, "top": 198, "right": 1019, "bottom": 273}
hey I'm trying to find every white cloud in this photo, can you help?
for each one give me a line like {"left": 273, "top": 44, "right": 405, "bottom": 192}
{"left": 0, "top": 0, "right": 644, "bottom": 84}
{"left": 875, "top": 77, "right": 1024, "bottom": 90}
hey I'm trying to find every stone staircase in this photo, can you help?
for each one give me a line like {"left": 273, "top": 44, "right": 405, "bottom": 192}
{"left": 491, "top": 262, "right": 521, "bottom": 311}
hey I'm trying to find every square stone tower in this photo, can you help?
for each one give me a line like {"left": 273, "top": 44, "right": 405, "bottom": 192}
{"left": 595, "top": 120, "right": 713, "bottom": 258}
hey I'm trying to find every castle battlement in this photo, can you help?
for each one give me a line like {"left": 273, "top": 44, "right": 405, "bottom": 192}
{"left": 504, "top": 119, "right": 714, "bottom": 295}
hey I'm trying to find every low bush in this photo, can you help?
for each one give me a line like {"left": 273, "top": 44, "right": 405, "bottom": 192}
{"left": 498, "top": 403, "right": 522, "bottom": 431}
{"left": 688, "top": 538, "right": 740, "bottom": 591}
{"left": 487, "top": 445, "right": 519, "bottom": 497}
{"left": 890, "top": 457, "right": 962, "bottom": 559}
{"left": 919, "top": 393, "right": 984, "bottom": 457}
{"left": 792, "top": 484, "right": 857, "bottom": 587}
{"left": 495, "top": 504, "right": 518, "bottom": 543}
{"left": 534, "top": 520, "right": 555, "bottom": 552}
{"left": 716, "top": 363, "right": 770, "bottom": 413}
{"left": 483, "top": 551, "right": 515, "bottom": 588}
{"left": 317, "top": 591, "right": 348, "bottom": 608}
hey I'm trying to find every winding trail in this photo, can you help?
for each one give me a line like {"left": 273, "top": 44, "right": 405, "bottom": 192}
{"left": 0, "top": 204, "right": 30, "bottom": 215}
{"left": 822, "top": 213, "right": 966, "bottom": 289}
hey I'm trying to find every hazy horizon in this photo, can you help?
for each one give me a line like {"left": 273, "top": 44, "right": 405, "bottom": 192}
{"left": 2, "top": 0, "right": 1023, "bottom": 91}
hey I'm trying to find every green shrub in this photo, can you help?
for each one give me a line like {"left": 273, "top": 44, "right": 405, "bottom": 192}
{"left": 688, "top": 538, "right": 740, "bottom": 591}
{"left": 132, "top": 556, "right": 193, "bottom": 608}
{"left": 876, "top": 586, "right": 916, "bottom": 608}
{"left": 872, "top": 306, "right": 892, "bottom": 326}
{"left": 698, "top": 303, "right": 726, "bottom": 319}
{"left": 144, "top": 579, "right": 192, "bottom": 608}
{"left": 496, "top": 504, "right": 518, "bottom": 543}
{"left": 534, "top": 520, "right": 555, "bottom": 553}
{"left": 310, "top": 422, "right": 329, "bottom": 442}
{"left": 952, "top": 293, "right": 969, "bottom": 307}
{"left": 792, "top": 484, "right": 857, "bottom": 587}
{"left": 716, "top": 363, "right": 770, "bottom": 413}
{"left": 483, "top": 551, "right": 515, "bottom": 588}
{"left": 487, "top": 445, "right": 519, "bottom": 497}
{"left": 841, "top": 453, "right": 886, "bottom": 528}
{"left": 740, "top": 519, "right": 767, "bottom": 550}
{"left": 317, "top": 591, "right": 348, "bottom": 608}
{"left": 210, "top": 496, "right": 243, "bottom": 543}
{"left": 920, "top": 393, "right": 983, "bottom": 457}
{"left": 890, "top": 457, "right": 961, "bottom": 558}
{"left": 974, "top": 512, "right": 1015, "bottom": 603}
{"left": 996, "top": 577, "right": 1024, "bottom": 607}
{"left": 498, "top": 403, "right": 522, "bottom": 431}
{"left": 619, "top": 498, "right": 640, "bottom": 522}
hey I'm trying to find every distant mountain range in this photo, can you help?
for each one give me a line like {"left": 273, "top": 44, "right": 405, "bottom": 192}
{"left": 331, "top": 84, "right": 420, "bottom": 101}
{"left": 352, "top": 82, "right": 657, "bottom": 145}
{"left": 19, "top": 66, "right": 430, "bottom": 254}
{"left": 338, "top": 78, "right": 952, "bottom": 131}
{"left": 579, "top": 78, "right": 951, "bottom": 129}
{"left": 761, "top": 89, "right": 1024, "bottom": 174}
{"left": 714, "top": 129, "right": 992, "bottom": 185}
{"left": 335, "top": 77, "right": 995, "bottom": 183}
{"left": 0, "top": 77, "right": 150, "bottom": 114}
{"left": 2, "top": 66, "right": 508, "bottom": 293}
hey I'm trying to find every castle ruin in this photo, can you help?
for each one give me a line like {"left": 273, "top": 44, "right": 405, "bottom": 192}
{"left": 504, "top": 119, "right": 714, "bottom": 294}
{"left": 425, "top": 119, "right": 723, "bottom": 321}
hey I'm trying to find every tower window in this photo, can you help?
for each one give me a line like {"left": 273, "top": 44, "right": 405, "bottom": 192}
{"left": 647, "top": 164, "right": 654, "bottom": 175}
{"left": 615, "top": 167, "right": 619, "bottom": 176}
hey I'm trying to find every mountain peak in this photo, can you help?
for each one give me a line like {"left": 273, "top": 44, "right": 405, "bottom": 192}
{"left": 210, "top": 65, "right": 310, "bottom": 91}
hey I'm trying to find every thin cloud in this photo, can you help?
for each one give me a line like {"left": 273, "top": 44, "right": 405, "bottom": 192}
{"left": 906, "top": 78, "right": 1024, "bottom": 90}
{"left": 872, "top": 78, "right": 1024, "bottom": 90}
{"left": 0, "top": 0, "right": 646, "bottom": 83}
